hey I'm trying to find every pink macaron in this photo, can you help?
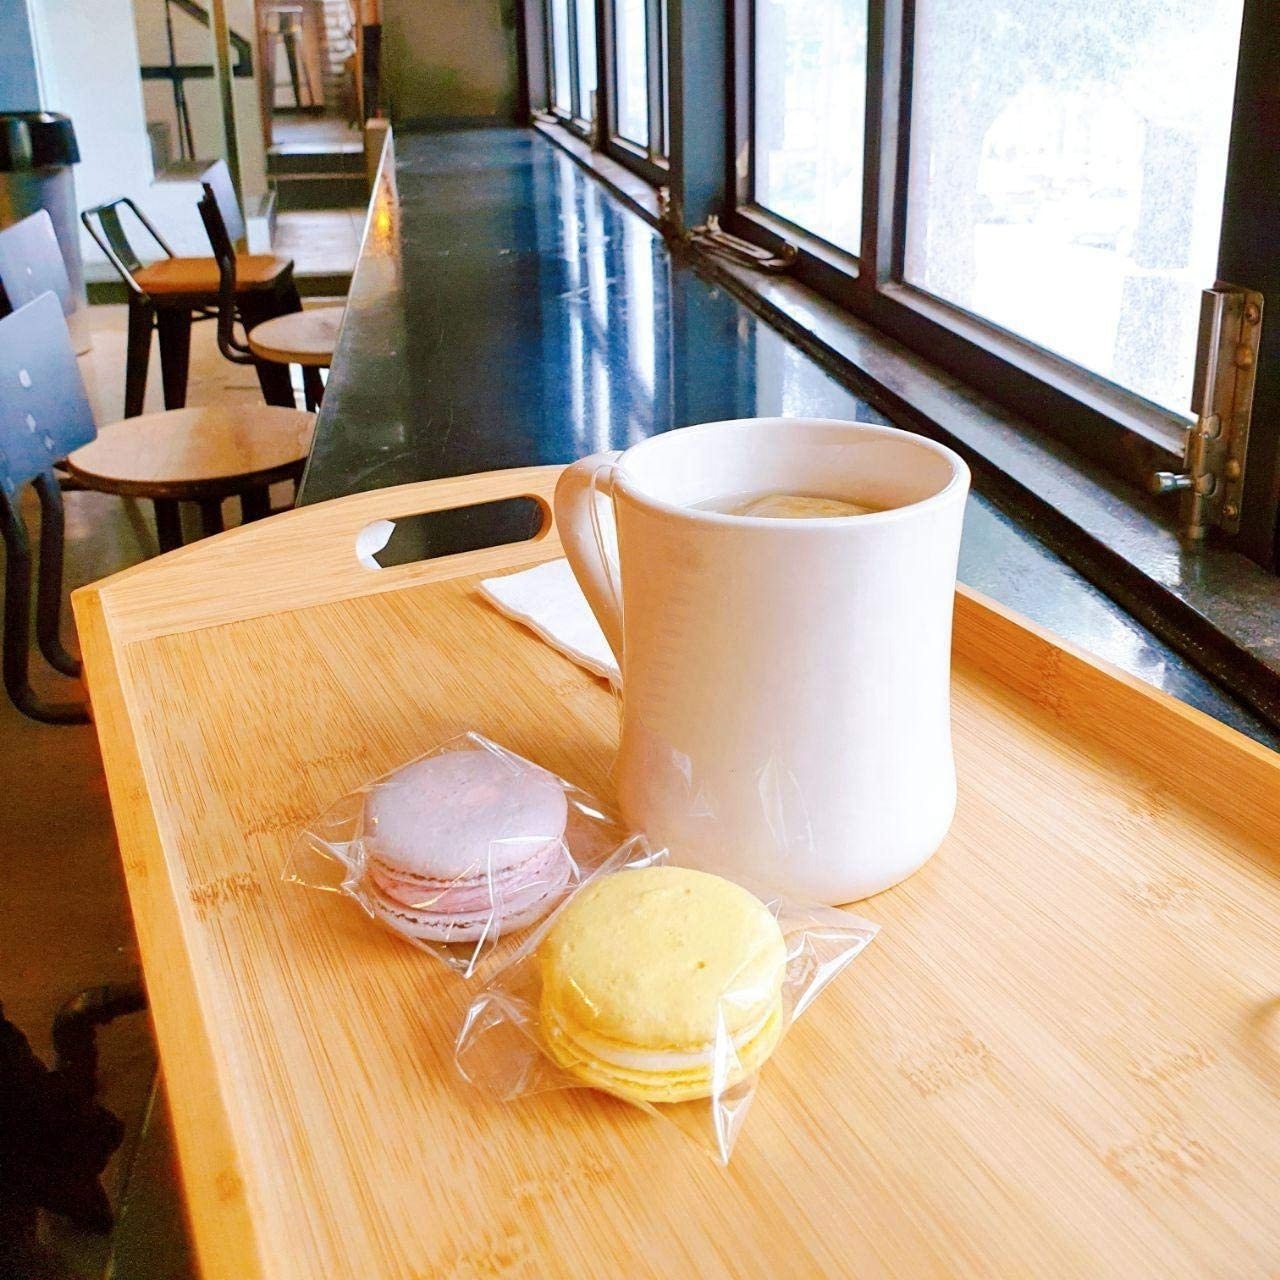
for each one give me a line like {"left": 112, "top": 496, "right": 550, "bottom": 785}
{"left": 361, "top": 748, "right": 572, "bottom": 944}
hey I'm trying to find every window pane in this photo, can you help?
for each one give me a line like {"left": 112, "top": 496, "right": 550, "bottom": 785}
{"left": 753, "top": 0, "right": 867, "bottom": 256}
{"left": 550, "top": 0, "right": 572, "bottom": 113}
{"left": 905, "top": 1, "right": 1244, "bottom": 415}
{"left": 575, "top": 0, "right": 597, "bottom": 120}
{"left": 615, "top": 0, "right": 649, "bottom": 145}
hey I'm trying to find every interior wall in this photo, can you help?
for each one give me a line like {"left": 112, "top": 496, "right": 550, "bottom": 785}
{"left": 130, "top": 0, "right": 267, "bottom": 197}
{"left": 29, "top": 0, "right": 162, "bottom": 253}
{"left": 28, "top": 0, "right": 268, "bottom": 267}
{"left": 0, "top": 1, "right": 41, "bottom": 111}
{"left": 133, "top": 0, "right": 229, "bottom": 166}
{"left": 380, "top": 0, "right": 519, "bottom": 123}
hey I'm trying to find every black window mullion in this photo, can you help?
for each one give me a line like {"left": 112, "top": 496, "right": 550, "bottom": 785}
{"left": 545, "top": 0, "right": 556, "bottom": 112}
{"left": 1218, "top": 0, "right": 1280, "bottom": 567}
{"left": 887, "top": 0, "right": 914, "bottom": 285}
{"left": 601, "top": 0, "right": 621, "bottom": 142}
{"left": 565, "top": 0, "right": 581, "bottom": 120}
{"left": 591, "top": 0, "right": 609, "bottom": 136}
{"left": 731, "top": 0, "right": 752, "bottom": 209}
{"left": 595, "top": 0, "right": 669, "bottom": 184}
{"left": 856, "top": 0, "right": 895, "bottom": 305}
{"left": 645, "top": 0, "right": 664, "bottom": 157}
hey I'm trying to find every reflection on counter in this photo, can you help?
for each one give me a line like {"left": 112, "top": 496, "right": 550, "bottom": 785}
{"left": 302, "top": 127, "right": 1276, "bottom": 747}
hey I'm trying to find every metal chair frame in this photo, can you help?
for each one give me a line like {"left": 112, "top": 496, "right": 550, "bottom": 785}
{"left": 0, "top": 293, "right": 98, "bottom": 723}
{"left": 81, "top": 197, "right": 219, "bottom": 419}
{"left": 198, "top": 184, "right": 322, "bottom": 409}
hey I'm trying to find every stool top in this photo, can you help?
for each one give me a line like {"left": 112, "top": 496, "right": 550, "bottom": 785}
{"left": 248, "top": 306, "right": 343, "bottom": 367}
{"left": 67, "top": 405, "right": 314, "bottom": 499}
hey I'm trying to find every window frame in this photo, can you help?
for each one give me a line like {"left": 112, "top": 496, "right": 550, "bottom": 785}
{"left": 543, "top": 0, "right": 594, "bottom": 135}
{"left": 535, "top": 0, "right": 671, "bottom": 185}
{"left": 723, "top": 0, "right": 1274, "bottom": 514}
{"left": 524, "top": 0, "right": 1279, "bottom": 568}
{"left": 600, "top": 0, "right": 671, "bottom": 180}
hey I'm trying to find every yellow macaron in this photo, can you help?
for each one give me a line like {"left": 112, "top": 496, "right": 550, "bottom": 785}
{"left": 537, "top": 866, "right": 788, "bottom": 1104}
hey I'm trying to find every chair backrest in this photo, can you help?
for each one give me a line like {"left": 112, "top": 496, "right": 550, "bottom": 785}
{"left": 0, "top": 210, "right": 75, "bottom": 320}
{"left": 198, "top": 185, "right": 236, "bottom": 270}
{"left": 197, "top": 189, "right": 253, "bottom": 365}
{"left": 201, "top": 159, "right": 246, "bottom": 250}
{"left": 80, "top": 197, "right": 174, "bottom": 293}
{"left": 0, "top": 293, "right": 96, "bottom": 500}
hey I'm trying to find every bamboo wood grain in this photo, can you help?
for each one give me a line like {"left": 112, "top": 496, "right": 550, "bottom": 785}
{"left": 73, "top": 466, "right": 1280, "bottom": 1280}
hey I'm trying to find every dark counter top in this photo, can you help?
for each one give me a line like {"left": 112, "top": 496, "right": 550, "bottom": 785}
{"left": 302, "top": 127, "right": 1276, "bottom": 747}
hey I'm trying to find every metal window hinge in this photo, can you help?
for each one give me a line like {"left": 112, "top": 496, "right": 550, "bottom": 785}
{"left": 1150, "top": 283, "right": 1263, "bottom": 539}
{"left": 686, "top": 214, "right": 797, "bottom": 275}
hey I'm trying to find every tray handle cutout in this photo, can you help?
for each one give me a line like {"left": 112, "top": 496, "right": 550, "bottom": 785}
{"left": 357, "top": 497, "right": 546, "bottom": 570}
{"left": 78, "top": 466, "right": 566, "bottom": 644}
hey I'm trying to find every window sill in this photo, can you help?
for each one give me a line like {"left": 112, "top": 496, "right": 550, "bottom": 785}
{"left": 681, "top": 247, "right": 1280, "bottom": 728}
{"left": 532, "top": 120, "right": 663, "bottom": 224}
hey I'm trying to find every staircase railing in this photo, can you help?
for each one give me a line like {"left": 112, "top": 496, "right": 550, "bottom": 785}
{"left": 138, "top": 0, "right": 254, "bottom": 162}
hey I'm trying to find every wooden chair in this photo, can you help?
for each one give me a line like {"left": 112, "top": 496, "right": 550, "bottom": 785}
{"left": 0, "top": 292, "right": 315, "bottom": 723}
{"left": 199, "top": 180, "right": 343, "bottom": 412}
{"left": 81, "top": 172, "right": 299, "bottom": 417}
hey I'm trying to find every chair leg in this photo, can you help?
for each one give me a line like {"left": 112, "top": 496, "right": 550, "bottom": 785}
{"left": 51, "top": 981, "right": 148, "bottom": 1100}
{"left": 155, "top": 307, "right": 194, "bottom": 410}
{"left": 239, "top": 486, "right": 271, "bottom": 522}
{"left": 0, "top": 492, "right": 89, "bottom": 725}
{"left": 153, "top": 499, "right": 183, "bottom": 553}
{"left": 239, "top": 284, "right": 302, "bottom": 408}
{"left": 302, "top": 365, "right": 325, "bottom": 411}
{"left": 33, "top": 473, "right": 81, "bottom": 679}
{"left": 124, "top": 295, "right": 155, "bottom": 419}
{"left": 198, "top": 499, "right": 225, "bottom": 538}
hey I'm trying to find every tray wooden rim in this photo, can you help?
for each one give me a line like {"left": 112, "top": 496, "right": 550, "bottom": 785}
{"left": 72, "top": 465, "right": 1280, "bottom": 1278}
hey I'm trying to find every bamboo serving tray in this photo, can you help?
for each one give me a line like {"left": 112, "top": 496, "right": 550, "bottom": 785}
{"left": 74, "top": 465, "right": 1280, "bottom": 1279}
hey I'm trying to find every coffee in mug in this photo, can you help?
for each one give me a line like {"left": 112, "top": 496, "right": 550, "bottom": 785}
{"left": 692, "top": 491, "right": 886, "bottom": 518}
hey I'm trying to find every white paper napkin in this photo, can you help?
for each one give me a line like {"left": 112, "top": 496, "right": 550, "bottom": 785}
{"left": 478, "top": 558, "right": 621, "bottom": 686}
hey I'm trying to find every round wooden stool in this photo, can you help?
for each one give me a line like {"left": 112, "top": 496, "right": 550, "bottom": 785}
{"left": 65, "top": 404, "right": 315, "bottom": 552}
{"left": 246, "top": 306, "right": 344, "bottom": 411}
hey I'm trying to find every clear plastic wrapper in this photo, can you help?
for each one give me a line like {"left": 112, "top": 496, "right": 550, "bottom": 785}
{"left": 455, "top": 848, "right": 879, "bottom": 1162}
{"left": 285, "top": 732, "right": 646, "bottom": 976}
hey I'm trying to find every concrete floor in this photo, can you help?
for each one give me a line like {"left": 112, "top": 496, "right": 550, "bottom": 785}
{"left": 269, "top": 114, "right": 363, "bottom": 155}
{"left": 274, "top": 208, "right": 365, "bottom": 277}
{"left": 0, "top": 304, "right": 296, "bottom": 1277}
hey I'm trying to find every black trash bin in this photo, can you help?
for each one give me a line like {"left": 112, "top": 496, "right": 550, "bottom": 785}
{"left": 0, "top": 112, "right": 89, "bottom": 349}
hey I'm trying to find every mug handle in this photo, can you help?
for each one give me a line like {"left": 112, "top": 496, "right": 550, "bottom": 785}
{"left": 554, "top": 451, "right": 624, "bottom": 665}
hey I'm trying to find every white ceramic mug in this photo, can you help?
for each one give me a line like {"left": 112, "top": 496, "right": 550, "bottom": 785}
{"left": 555, "top": 417, "right": 970, "bottom": 903}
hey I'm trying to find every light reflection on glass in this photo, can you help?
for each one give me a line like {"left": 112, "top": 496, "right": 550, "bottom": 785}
{"left": 550, "top": 0, "right": 572, "bottom": 113}
{"left": 574, "top": 0, "right": 598, "bottom": 119}
{"left": 615, "top": 0, "right": 649, "bottom": 145}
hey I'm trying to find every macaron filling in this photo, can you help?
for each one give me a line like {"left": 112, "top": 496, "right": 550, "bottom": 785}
{"left": 367, "top": 837, "right": 570, "bottom": 915}
{"left": 542, "top": 999, "right": 779, "bottom": 1074}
